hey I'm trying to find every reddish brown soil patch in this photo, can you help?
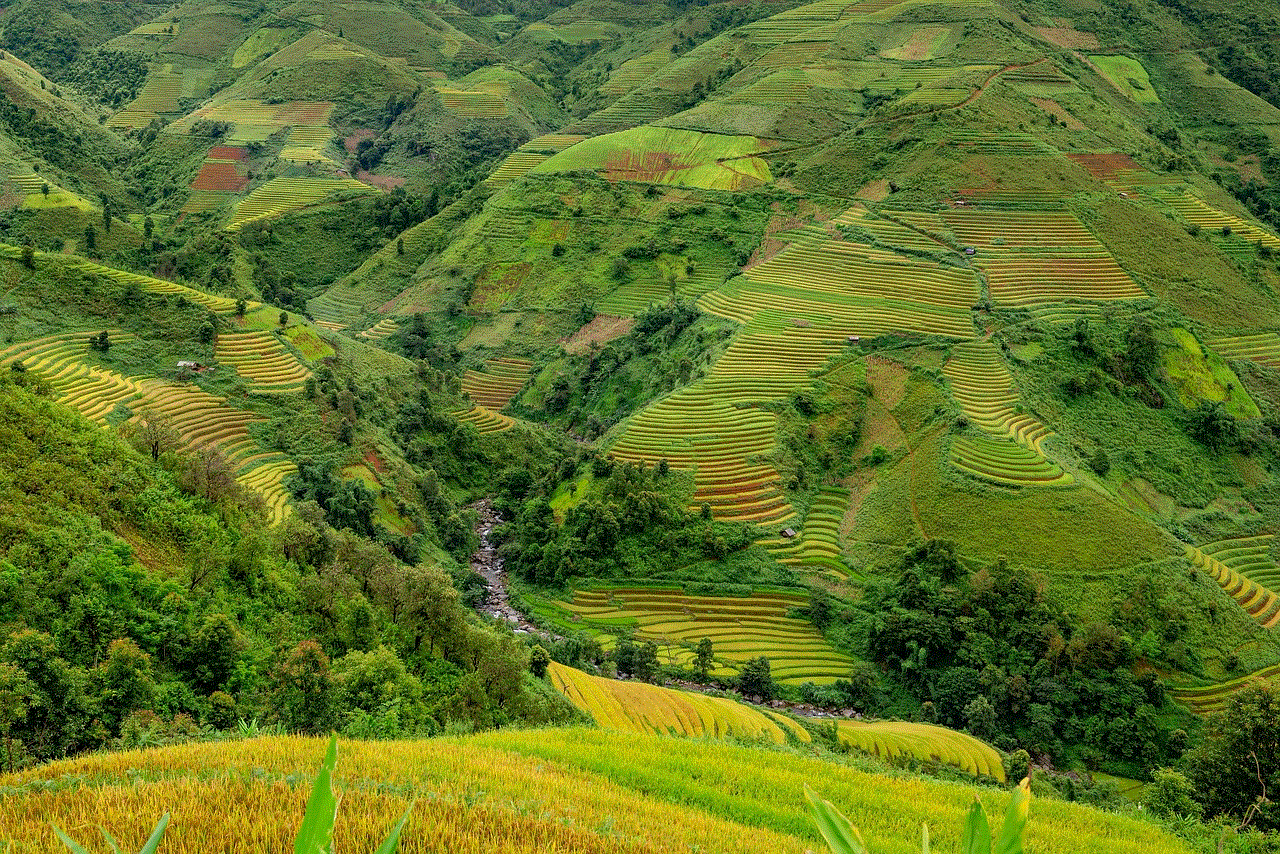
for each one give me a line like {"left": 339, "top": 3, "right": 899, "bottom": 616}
{"left": 1066, "top": 152, "right": 1144, "bottom": 180}
{"left": 561, "top": 314, "right": 635, "bottom": 354}
{"left": 1029, "top": 97, "right": 1083, "bottom": 130}
{"left": 192, "top": 161, "right": 248, "bottom": 191}
{"left": 1033, "top": 25, "right": 1099, "bottom": 50}
{"left": 356, "top": 169, "right": 405, "bottom": 190}
{"left": 363, "top": 449, "right": 388, "bottom": 472}
{"left": 207, "top": 145, "right": 247, "bottom": 162}
{"left": 603, "top": 150, "right": 689, "bottom": 183}
{"left": 471, "top": 262, "right": 531, "bottom": 309}
{"left": 345, "top": 129, "right": 376, "bottom": 154}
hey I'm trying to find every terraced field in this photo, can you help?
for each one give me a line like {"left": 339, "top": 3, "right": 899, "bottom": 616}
{"left": 1170, "top": 663, "right": 1280, "bottom": 714}
{"left": 1153, "top": 191, "right": 1280, "bottom": 250}
{"left": 548, "top": 662, "right": 810, "bottom": 742}
{"left": 829, "top": 720, "right": 1005, "bottom": 780}
{"left": 942, "top": 340, "right": 1053, "bottom": 451}
{"left": 358, "top": 317, "right": 400, "bottom": 340}
{"left": 951, "top": 435, "right": 1073, "bottom": 487}
{"left": 1209, "top": 332, "right": 1280, "bottom": 367}
{"left": 0, "top": 331, "right": 294, "bottom": 522}
{"left": 227, "top": 177, "right": 373, "bottom": 230}
{"left": 541, "top": 586, "right": 855, "bottom": 684}
{"left": 766, "top": 486, "right": 849, "bottom": 574}
{"left": 1186, "top": 538, "right": 1280, "bottom": 628}
{"left": 460, "top": 357, "right": 532, "bottom": 410}
{"left": 168, "top": 99, "right": 334, "bottom": 143}
{"left": 215, "top": 331, "right": 311, "bottom": 392}
{"left": 107, "top": 64, "right": 185, "bottom": 128}
{"left": 454, "top": 405, "right": 516, "bottom": 433}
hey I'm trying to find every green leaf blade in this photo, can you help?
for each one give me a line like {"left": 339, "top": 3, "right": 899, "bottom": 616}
{"left": 294, "top": 734, "right": 340, "bottom": 854}
{"left": 804, "top": 785, "right": 869, "bottom": 854}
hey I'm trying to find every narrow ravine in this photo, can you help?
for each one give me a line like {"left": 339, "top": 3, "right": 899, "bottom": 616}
{"left": 469, "top": 499, "right": 546, "bottom": 636}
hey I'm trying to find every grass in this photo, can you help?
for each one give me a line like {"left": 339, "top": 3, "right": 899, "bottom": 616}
{"left": 1160, "top": 327, "right": 1258, "bottom": 418}
{"left": 549, "top": 661, "right": 810, "bottom": 742}
{"left": 533, "top": 127, "right": 773, "bottom": 191}
{"left": 0, "top": 730, "right": 1196, "bottom": 854}
{"left": 1089, "top": 55, "right": 1160, "bottom": 103}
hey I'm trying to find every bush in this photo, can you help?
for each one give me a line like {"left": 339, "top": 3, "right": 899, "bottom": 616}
{"left": 1145, "top": 768, "right": 1202, "bottom": 819}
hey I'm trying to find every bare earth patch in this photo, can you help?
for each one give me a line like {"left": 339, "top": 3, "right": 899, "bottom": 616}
{"left": 344, "top": 129, "right": 376, "bottom": 154}
{"left": 856, "top": 178, "right": 891, "bottom": 201}
{"left": 357, "top": 170, "right": 406, "bottom": 190}
{"left": 1029, "top": 97, "right": 1084, "bottom": 130}
{"left": 1033, "top": 25, "right": 1099, "bottom": 50}
{"left": 562, "top": 314, "right": 635, "bottom": 354}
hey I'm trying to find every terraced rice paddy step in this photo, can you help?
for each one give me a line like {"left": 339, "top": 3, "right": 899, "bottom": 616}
{"left": 483, "top": 151, "right": 551, "bottom": 188}
{"left": 942, "top": 340, "right": 1053, "bottom": 451}
{"left": 1153, "top": 190, "right": 1280, "bottom": 250}
{"left": 358, "top": 317, "right": 400, "bottom": 340}
{"left": 1209, "top": 332, "right": 1280, "bottom": 368}
{"left": 455, "top": 405, "right": 516, "bottom": 433}
{"left": 61, "top": 258, "right": 240, "bottom": 313}
{"left": 461, "top": 357, "right": 532, "bottom": 410}
{"left": 951, "top": 435, "right": 1074, "bottom": 487}
{"left": 1186, "top": 542, "right": 1280, "bottom": 628}
{"left": 832, "top": 207, "right": 945, "bottom": 252}
{"left": 0, "top": 331, "right": 294, "bottom": 522}
{"left": 1170, "top": 662, "right": 1280, "bottom": 714}
{"left": 215, "top": 331, "right": 310, "bottom": 392}
{"left": 828, "top": 720, "right": 1005, "bottom": 780}
{"left": 549, "top": 662, "right": 810, "bottom": 742}
{"left": 228, "top": 177, "right": 373, "bottom": 231}
{"left": 551, "top": 586, "right": 854, "bottom": 684}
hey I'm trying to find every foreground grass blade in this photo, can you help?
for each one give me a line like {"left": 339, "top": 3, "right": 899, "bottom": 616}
{"left": 50, "top": 826, "right": 92, "bottom": 854}
{"left": 372, "top": 803, "right": 415, "bottom": 854}
{"left": 803, "top": 785, "right": 869, "bottom": 854}
{"left": 295, "top": 734, "right": 340, "bottom": 854}
{"left": 994, "top": 778, "right": 1031, "bottom": 854}
{"left": 138, "top": 815, "right": 170, "bottom": 854}
{"left": 961, "top": 798, "right": 991, "bottom": 854}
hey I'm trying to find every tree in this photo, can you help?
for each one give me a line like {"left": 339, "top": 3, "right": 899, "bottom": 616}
{"left": 83, "top": 225, "right": 96, "bottom": 251}
{"left": 274, "top": 640, "right": 336, "bottom": 733}
{"left": 279, "top": 311, "right": 288, "bottom": 326}
{"left": 94, "top": 638, "right": 155, "bottom": 734}
{"left": 963, "top": 695, "right": 999, "bottom": 742}
{"left": 1145, "top": 768, "right": 1201, "bottom": 819}
{"left": 529, "top": 645, "right": 551, "bottom": 678}
{"left": 739, "top": 656, "right": 774, "bottom": 700}
{"left": 143, "top": 216, "right": 154, "bottom": 239}
{"left": 0, "top": 663, "right": 33, "bottom": 772}
{"left": 188, "top": 614, "right": 245, "bottom": 693}
{"left": 40, "top": 183, "right": 49, "bottom": 197}
{"left": 1186, "top": 684, "right": 1280, "bottom": 829}
{"left": 88, "top": 330, "right": 110, "bottom": 352}
{"left": 634, "top": 640, "right": 660, "bottom": 683}
{"left": 396, "top": 238, "right": 405, "bottom": 255}
{"left": 20, "top": 244, "right": 33, "bottom": 269}
{"left": 694, "top": 637, "right": 714, "bottom": 680}
{"left": 122, "top": 408, "right": 178, "bottom": 461}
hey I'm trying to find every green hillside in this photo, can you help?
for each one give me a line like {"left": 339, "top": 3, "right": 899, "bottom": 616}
{"left": 2, "top": 0, "right": 1280, "bottom": 844}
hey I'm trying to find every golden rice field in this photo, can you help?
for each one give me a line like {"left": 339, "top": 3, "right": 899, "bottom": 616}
{"left": 830, "top": 719, "right": 1005, "bottom": 781}
{"left": 764, "top": 486, "right": 849, "bottom": 574}
{"left": 0, "top": 331, "right": 294, "bottom": 523}
{"left": 461, "top": 356, "right": 532, "bottom": 410}
{"left": 0, "top": 729, "right": 1194, "bottom": 854}
{"left": 1170, "top": 661, "right": 1280, "bottom": 714}
{"left": 942, "top": 340, "right": 1054, "bottom": 452}
{"left": 539, "top": 586, "right": 854, "bottom": 684}
{"left": 215, "top": 330, "right": 311, "bottom": 392}
{"left": 1182, "top": 540, "right": 1274, "bottom": 627}
{"left": 227, "top": 177, "right": 373, "bottom": 230}
{"left": 1209, "top": 331, "right": 1280, "bottom": 368}
{"left": 548, "top": 662, "right": 810, "bottom": 743}
{"left": 454, "top": 404, "right": 517, "bottom": 433}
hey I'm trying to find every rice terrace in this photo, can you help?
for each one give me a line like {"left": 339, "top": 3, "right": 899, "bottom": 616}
{"left": 1, "top": 0, "right": 1280, "bottom": 849}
